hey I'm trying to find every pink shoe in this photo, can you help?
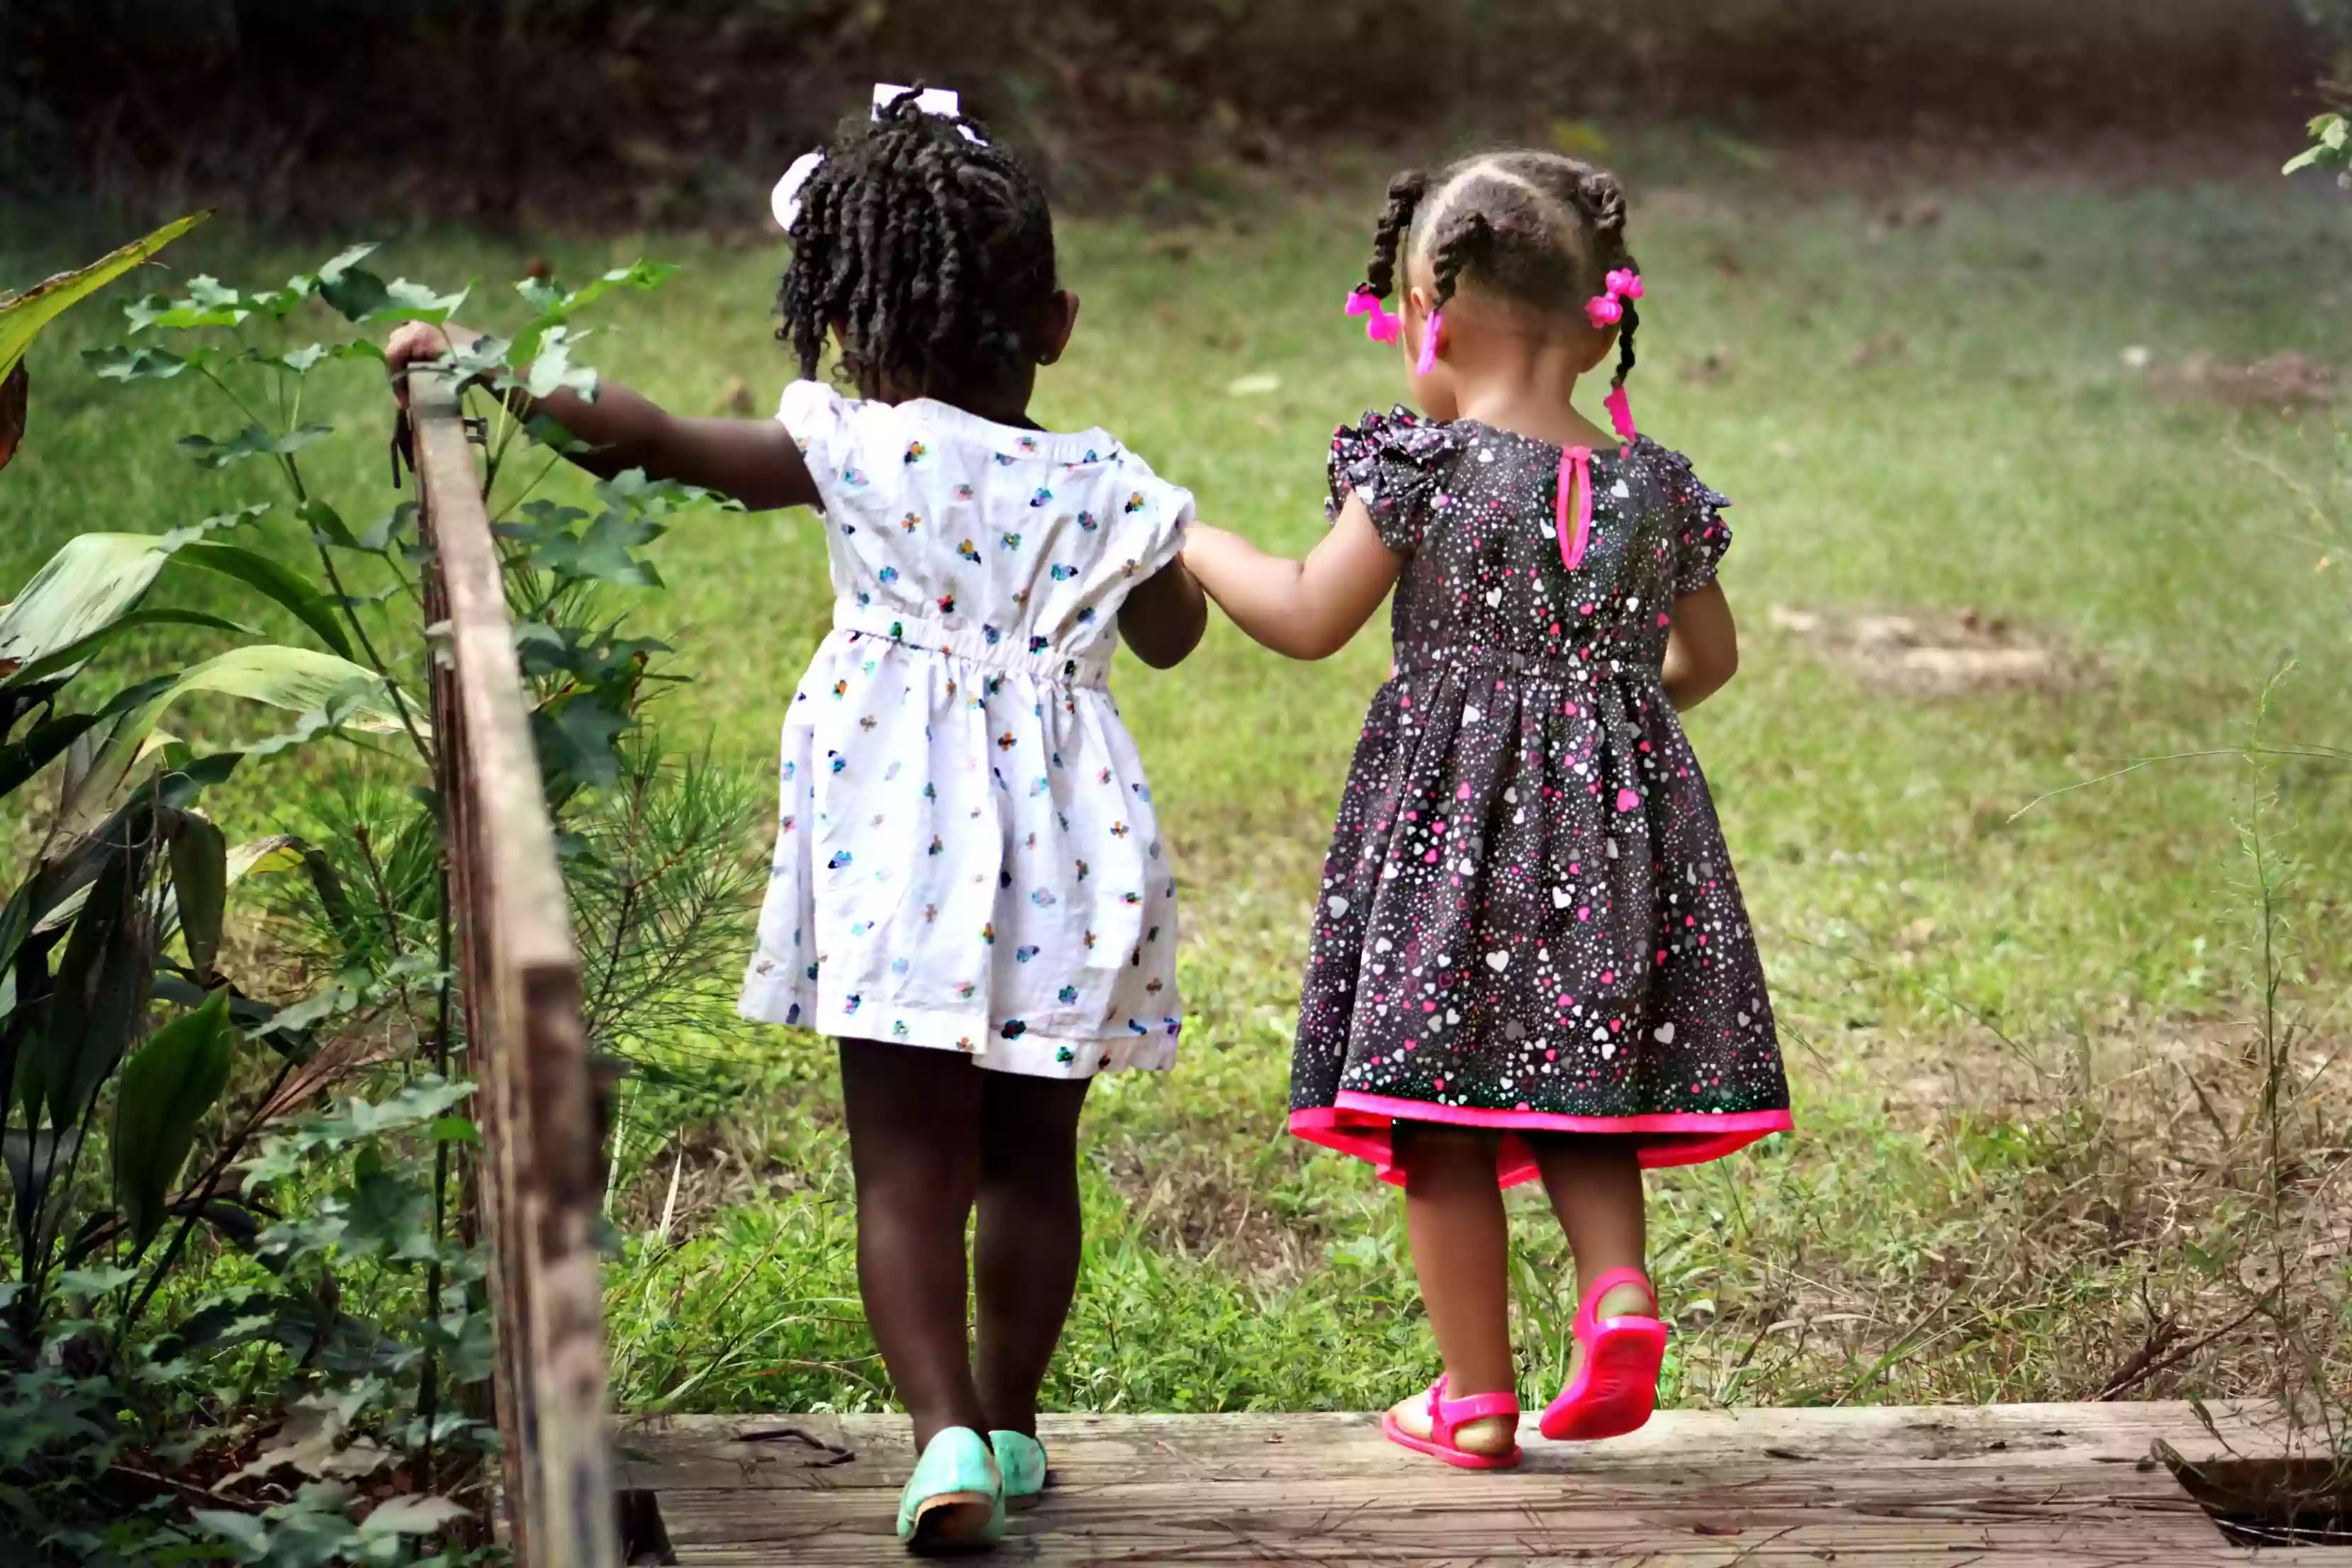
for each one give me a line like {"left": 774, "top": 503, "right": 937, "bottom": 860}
{"left": 1380, "top": 1375, "right": 1523, "bottom": 1469}
{"left": 1538, "top": 1267, "right": 1667, "bottom": 1443}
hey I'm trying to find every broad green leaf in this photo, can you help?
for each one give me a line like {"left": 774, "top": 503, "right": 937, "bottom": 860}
{"left": 52, "top": 1265, "right": 138, "bottom": 1301}
{"left": 169, "top": 540, "right": 356, "bottom": 658}
{"left": 0, "top": 710, "right": 99, "bottom": 797}
{"left": 0, "top": 212, "right": 208, "bottom": 384}
{"left": 62, "top": 647, "right": 411, "bottom": 836}
{"left": 360, "top": 1494, "right": 469, "bottom": 1537}
{"left": 43, "top": 844, "right": 155, "bottom": 1127}
{"left": 0, "top": 362, "right": 21, "bottom": 472}
{"left": 1, "top": 606, "right": 257, "bottom": 690}
{"left": 534, "top": 695, "right": 630, "bottom": 794}
{"left": 0, "top": 532, "right": 180, "bottom": 674}
{"left": 113, "top": 987, "right": 237, "bottom": 1249}
{"left": 168, "top": 813, "right": 229, "bottom": 973}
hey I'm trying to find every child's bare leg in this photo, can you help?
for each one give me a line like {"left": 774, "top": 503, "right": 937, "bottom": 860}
{"left": 839, "top": 1038, "right": 990, "bottom": 1450}
{"left": 1529, "top": 1133, "right": 1654, "bottom": 1378}
{"left": 1389, "top": 1123, "right": 1517, "bottom": 1454}
{"left": 972, "top": 1070, "right": 1092, "bottom": 1438}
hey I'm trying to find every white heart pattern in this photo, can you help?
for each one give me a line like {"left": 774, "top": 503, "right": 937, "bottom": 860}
{"left": 1653, "top": 1021, "right": 1675, "bottom": 1044}
{"left": 1328, "top": 895, "right": 1350, "bottom": 918}
{"left": 1484, "top": 950, "right": 1510, "bottom": 973}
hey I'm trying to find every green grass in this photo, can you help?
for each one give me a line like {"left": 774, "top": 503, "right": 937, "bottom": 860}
{"left": 4, "top": 148, "right": 2348, "bottom": 1418}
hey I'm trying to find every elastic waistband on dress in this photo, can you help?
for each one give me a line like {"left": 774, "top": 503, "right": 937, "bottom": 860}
{"left": 833, "top": 603, "right": 1113, "bottom": 688}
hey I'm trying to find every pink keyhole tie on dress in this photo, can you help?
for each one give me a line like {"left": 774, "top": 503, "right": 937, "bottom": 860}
{"left": 1557, "top": 446, "right": 1595, "bottom": 571}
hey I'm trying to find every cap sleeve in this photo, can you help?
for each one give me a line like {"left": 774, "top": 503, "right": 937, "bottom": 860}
{"left": 1326, "top": 405, "right": 1457, "bottom": 554}
{"left": 1123, "top": 466, "right": 1196, "bottom": 583}
{"left": 776, "top": 379, "right": 858, "bottom": 506}
{"left": 1657, "top": 447, "right": 1733, "bottom": 595}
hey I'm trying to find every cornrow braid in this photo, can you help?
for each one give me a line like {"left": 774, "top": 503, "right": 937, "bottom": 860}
{"left": 1374, "top": 150, "right": 1647, "bottom": 398}
{"left": 1362, "top": 169, "right": 1428, "bottom": 299}
{"left": 776, "top": 86, "right": 1058, "bottom": 393}
{"left": 1427, "top": 211, "right": 1496, "bottom": 317}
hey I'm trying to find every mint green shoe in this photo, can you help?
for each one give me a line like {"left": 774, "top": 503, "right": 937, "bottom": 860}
{"left": 896, "top": 1426, "right": 1005, "bottom": 1554}
{"left": 990, "top": 1430, "right": 1048, "bottom": 1510}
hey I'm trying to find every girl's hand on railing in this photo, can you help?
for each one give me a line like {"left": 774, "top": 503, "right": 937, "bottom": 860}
{"left": 386, "top": 320, "right": 469, "bottom": 408}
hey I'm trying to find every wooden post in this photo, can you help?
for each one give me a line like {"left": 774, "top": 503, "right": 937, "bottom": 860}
{"left": 410, "top": 370, "right": 621, "bottom": 1568}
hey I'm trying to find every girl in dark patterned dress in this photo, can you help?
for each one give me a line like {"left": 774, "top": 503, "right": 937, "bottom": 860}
{"left": 1183, "top": 152, "right": 1791, "bottom": 1468}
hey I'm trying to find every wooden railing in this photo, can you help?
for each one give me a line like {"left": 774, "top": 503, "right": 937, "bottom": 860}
{"left": 410, "top": 370, "right": 622, "bottom": 1568}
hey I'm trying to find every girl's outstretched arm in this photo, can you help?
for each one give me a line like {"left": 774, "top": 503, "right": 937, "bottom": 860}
{"left": 1182, "top": 496, "right": 1401, "bottom": 661}
{"left": 385, "top": 320, "right": 819, "bottom": 513}
{"left": 1662, "top": 583, "right": 1739, "bottom": 710}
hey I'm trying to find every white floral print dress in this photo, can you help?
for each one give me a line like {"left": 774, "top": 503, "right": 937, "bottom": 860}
{"left": 737, "top": 381, "right": 1193, "bottom": 1077}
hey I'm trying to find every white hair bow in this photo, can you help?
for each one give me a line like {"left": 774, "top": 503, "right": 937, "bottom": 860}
{"left": 771, "top": 83, "right": 985, "bottom": 232}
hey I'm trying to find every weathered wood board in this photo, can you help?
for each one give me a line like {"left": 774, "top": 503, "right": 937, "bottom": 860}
{"left": 616, "top": 1402, "right": 2321, "bottom": 1565}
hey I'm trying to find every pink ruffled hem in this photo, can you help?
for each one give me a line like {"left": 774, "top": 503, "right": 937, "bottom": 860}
{"left": 1291, "top": 1093, "right": 1793, "bottom": 1189}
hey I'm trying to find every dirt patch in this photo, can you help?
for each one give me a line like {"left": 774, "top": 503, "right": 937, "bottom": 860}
{"left": 1097, "top": 1140, "right": 1326, "bottom": 1287}
{"left": 2132, "top": 349, "right": 2339, "bottom": 411}
{"left": 1767, "top": 603, "right": 2081, "bottom": 696}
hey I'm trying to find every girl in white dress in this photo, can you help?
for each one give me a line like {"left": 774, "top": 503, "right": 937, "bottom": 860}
{"left": 387, "top": 86, "right": 1205, "bottom": 1553}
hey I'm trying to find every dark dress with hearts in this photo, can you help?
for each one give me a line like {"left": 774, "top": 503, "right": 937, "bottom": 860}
{"left": 1289, "top": 409, "right": 1791, "bottom": 1189}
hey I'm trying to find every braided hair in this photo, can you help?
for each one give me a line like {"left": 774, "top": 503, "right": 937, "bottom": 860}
{"left": 776, "top": 88, "right": 1058, "bottom": 394}
{"left": 1356, "top": 151, "right": 1641, "bottom": 396}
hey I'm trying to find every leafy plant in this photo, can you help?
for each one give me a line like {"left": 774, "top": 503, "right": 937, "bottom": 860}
{"left": 0, "top": 213, "right": 207, "bottom": 473}
{"left": 0, "top": 237, "right": 758, "bottom": 1564}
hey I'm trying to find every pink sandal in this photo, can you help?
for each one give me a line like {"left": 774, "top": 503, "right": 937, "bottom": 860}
{"left": 1380, "top": 1374, "right": 1523, "bottom": 1469}
{"left": 1538, "top": 1267, "right": 1668, "bottom": 1443}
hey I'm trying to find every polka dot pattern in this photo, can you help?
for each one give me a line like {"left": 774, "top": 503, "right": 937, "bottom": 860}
{"left": 1291, "top": 409, "right": 1790, "bottom": 1185}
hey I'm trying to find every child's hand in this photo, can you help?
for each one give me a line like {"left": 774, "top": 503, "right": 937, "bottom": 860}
{"left": 384, "top": 320, "right": 483, "bottom": 408}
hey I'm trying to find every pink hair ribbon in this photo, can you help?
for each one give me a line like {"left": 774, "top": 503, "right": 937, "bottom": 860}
{"left": 1557, "top": 445, "right": 1594, "bottom": 571}
{"left": 1584, "top": 267, "right": 1643, "bottom": 329}
{"left": 1415, "top": 310, "right": 1443, "bottom": 376}
{"left": 1603, "top": 383, "right": 1636, "bottom": 445}
{"left": 1344, "top": 288, "right": 1403, "bottom": 345}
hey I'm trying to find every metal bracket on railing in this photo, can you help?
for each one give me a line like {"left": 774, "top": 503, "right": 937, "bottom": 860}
{"left": 461, "top": 415, "right": 489, "bottom": 446}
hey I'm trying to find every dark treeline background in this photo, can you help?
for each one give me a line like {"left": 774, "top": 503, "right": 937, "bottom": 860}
{"left": 0, "top": 0, "right": 2328, "bottom": 228}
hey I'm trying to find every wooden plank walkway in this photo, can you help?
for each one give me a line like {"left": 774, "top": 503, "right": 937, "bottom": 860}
{"left": 616, "top": 1401, "right": 2335, "bottom": 1566}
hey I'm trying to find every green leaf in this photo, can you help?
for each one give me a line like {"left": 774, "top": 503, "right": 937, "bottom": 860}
{"left": 523, "top": 324, "right": 598, "bottom": 401}
{"left": 53, "top": 1265, "right": 138, "bottom": 1301}
{"left": 430, "top": 1115, "right": 479, "bottom": 1144}
{"left": 359, "top": 277, "right": 471, "bottom": 326}
{"left": 0, "top": 710, "right": 99, "bottom": 797}
{"left": 169, "top": 813, "right": 230, "bottom": 973}
{"left": 299, "top": 497, "right": 359, "bottom": 549}
{"left": 113, "top": 988, "right": 237, "bottom": 1250}
{"left": 175, "top": 422, "right": 334, "bottom": 469}
{"left": 360, "top": 1494, "right": 469, "bottom": 1537}
{"left": 318, "top": 247, "right": 391, "bottom": 321}
{"left": 1, "top": 606, "right": 258, "bottom": 690}
{"left": 509, "top": 258, "right": 676, "bottom": 366}
{"left": 44, "top": 843, "right": 155, "bottom": 1128}
{"left": 60, "top": 647, "right": 412, "bottom": 836}
{"left": 0, "top": 212, "right": 209, "bottom": 384}
{"left": 355, "top": 503, "right": 417, "bottom": 554}
{"left": 530, "top": 509, "right": 666, "bottom": 587}
{"left": 0, "top": 533, "right": 179, "bottom": 675}
{"left": 168, "top": 542, "right": 356, "bottom": 659}
{"left": 534, "top": 696, "right": 631, "bottom": 794}
{"left": 81, "top": 343, "right": 218, "bottom": 383}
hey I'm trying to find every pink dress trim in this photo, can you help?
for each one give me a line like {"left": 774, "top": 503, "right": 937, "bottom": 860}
{"left": 1291, "top": 1094, "right": 1792, "bottom": 1189}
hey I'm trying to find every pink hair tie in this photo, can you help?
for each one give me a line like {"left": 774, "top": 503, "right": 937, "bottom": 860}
{"left": 1603, "top": 383, "right": 1636, "bottom": 444}
{"left": 1584, "top": 268, "right": 1642, "bottom": 330}
{"left": 1344, "top": 288, "right": 1403, "bottom": 345}
{"left": 1557, "top": 445, "right": 1594, "bottom": 571}
{"left": 1415, "top": 310, "right": 1443, "bottom": 376}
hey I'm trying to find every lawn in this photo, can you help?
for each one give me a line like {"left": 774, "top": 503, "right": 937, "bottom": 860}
{"left": 3, "top": 139, "right": 2348, "bottom": 1420}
